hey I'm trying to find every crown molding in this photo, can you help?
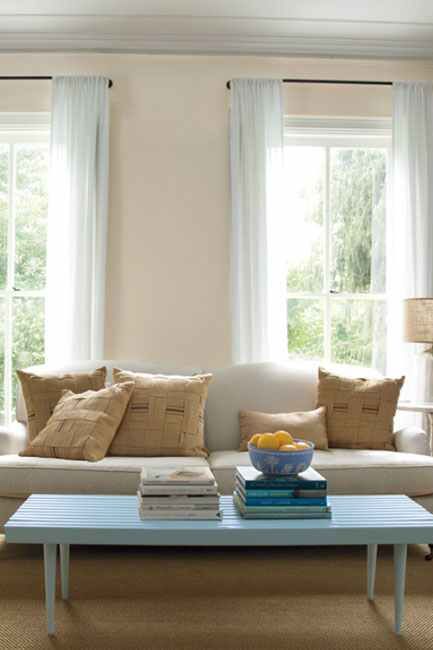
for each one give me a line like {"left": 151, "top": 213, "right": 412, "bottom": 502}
{"left": 3, "top": 1, "right": 433, "bottom": 22}
{"left": 0, "top": 32, "right": 433, "bottom": 59}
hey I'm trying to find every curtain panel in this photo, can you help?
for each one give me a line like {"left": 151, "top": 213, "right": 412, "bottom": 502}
{"left": 389, "top": 81, "right": 433, "bottom": 408}
{"left": 230, "top": 79, "right": 286, "bottom": 364}
{"left": 45, "top": 76, "right": 109, "bottom": 363}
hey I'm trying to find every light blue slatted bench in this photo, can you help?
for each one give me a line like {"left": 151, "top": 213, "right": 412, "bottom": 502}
{"left": 5, "top": 493, "right": 433, "bottom": 636}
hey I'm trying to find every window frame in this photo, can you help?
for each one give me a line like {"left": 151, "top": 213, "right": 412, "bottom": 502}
{"left": 0, "top": 113, "right": 50, "bottom": 424}
{"left": 284, "top": 117, "right": 392, "bottom": 371}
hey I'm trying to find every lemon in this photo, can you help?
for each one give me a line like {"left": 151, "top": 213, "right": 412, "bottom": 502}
{"left": 257, "top": 433, "right": 280, "bottom": 450}
{"left": 249, "top": 433, "right": 262, "bottom": 447}
{"left": 295, "top": 441, "right": 310, "bottom": 450}
{"left": 279, "top": 444, "right": 298, "bottom": 452}
{"left": 274, "top": 431, "right": 294, "bottom": 447}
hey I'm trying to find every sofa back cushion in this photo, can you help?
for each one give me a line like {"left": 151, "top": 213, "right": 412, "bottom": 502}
{"left": 205, "top": 362, "right": 318, "bottom": 451}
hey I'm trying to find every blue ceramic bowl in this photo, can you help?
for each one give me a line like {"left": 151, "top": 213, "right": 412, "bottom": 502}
{"left": 248, "top": 439, "right": 314, "bottom": 476}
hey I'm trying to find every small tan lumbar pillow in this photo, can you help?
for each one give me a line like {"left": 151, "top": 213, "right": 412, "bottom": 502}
{"left": 20, "top": 382, "right": 134, "bottom": 462}
{"left": 239, "top": 407, "right": 328, "bottom": 451}
{"left": 17, "top": 367, "right": 107, "bottom": 441}
{"left": 109, "top": 369, "right": 212, "bottom": 457}
{"left": 317, "top": 367, "right": 405, "bottom": 450}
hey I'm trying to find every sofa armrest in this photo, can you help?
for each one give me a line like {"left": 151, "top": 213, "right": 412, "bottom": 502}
{"left": 0, "top": 421, "right": 28, "bottom": 455}
{"left": 394, "top": 426, "right": 431, "bottom": 456}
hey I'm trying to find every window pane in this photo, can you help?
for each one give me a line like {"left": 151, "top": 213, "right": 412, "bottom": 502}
{"left": 331, "top": 299, "right": 387, "bottom": 372}
{"left": 330, "top": 148, "right": 387, "bottom": 293}
{"left": 0, "top": 145, "right": 9, "bottom": 290}
{"left": 12, "top": 297, "right": 45, "bottom": 413}
{"left": 15, "top": 144, "right": 49, "bottom": 290}
{"left": 285, "top": 147, "right": 324, "bottom": 293}
{"left": 287, "top": 299, "right": 324, "bottom": 360}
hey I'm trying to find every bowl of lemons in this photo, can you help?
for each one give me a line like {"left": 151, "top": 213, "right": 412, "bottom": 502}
{"left": 247, "top": 431, "right": 314, "bottom": 476}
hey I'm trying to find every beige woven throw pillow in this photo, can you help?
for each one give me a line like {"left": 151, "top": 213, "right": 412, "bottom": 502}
{"left": 17, "top": 367, "right": 107, "bottom": 441}
{"left": 317, "top": 368, "right": 404, "bottom": 450}
{"left": 20, "top": 382, "right": 134, "bottom": 462}
{"left": 239, "top": 407, "right": 328, "bottom": 451}
{"left": 110, "top": 369, "right": 212, "bottom": 457}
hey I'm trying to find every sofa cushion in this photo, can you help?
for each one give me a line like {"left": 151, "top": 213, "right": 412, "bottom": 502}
{"left": 312, "top": 449, "right": 433, "bottom": 497}
{"left": 110, "top": 370, "right": 212, "bottom": 457}
{"left": 208, "top": 450, "right": 251, "bottom": 495}
{"left": 208, "top": 449, "right": 433, "bottom": 497}
{"left": 239, "top": 407, "right": 328, "bottom": 451}
{"left": 17, "top": 367, "right": 107, "bottom": 439}
{"left": 317, "top": 368, "right": 404, "bottom": 450}
{"left": 0, "top": 455, "right": 209, "bottom": 498}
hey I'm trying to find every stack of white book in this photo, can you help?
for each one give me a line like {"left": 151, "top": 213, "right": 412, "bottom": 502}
{"left": 138, "top": 466, "right": 221, "bottom": 520}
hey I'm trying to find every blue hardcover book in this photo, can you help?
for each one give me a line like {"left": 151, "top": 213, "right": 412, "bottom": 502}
{"left": 233, "top": 493, "right": 332, "bottom": 518}
{"left": 240, "top": 496, "right": 328, "bottom": 507}
{"left": 236, "top": 466, "right": 327, "bottom": 490}
{"left": 243, "top": 489, "right": 326, "bottom": 498}
{"left": 235, "top": 480, "right": 326, "bottom": 499}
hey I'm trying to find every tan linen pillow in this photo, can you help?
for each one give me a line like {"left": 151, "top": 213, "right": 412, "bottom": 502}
{"left": 17, "top": 367, "right": 107, "bottom": 441}
{"left": 20, "top": 382, "right": 134, "bottom": 462}
{"left": 317, "top": 367, "right": 404, "bottom": 450}
{"left": 239, "top": 407, "right": 328, "bottom": 451}
{"left": 110, "top": 369, "right": 212, "bottom": 457}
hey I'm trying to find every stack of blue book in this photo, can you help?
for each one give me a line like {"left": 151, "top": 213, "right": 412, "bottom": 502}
{"left": 234, "top": 466, "right": 331, "bottom": 519}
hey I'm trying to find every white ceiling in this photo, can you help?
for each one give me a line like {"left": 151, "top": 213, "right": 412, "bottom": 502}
{"left": 2, "top": 0, "right": 433, "bottom": 58}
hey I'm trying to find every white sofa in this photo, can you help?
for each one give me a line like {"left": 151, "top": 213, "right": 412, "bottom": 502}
{"left": 1, "top": 360, "right": 433, "bottom": 532}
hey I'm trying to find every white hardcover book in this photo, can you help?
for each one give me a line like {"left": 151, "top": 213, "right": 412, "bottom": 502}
{"left": 139, "top": 484, "right": 218, "bottom": 496}
{"left": 140, "top": 505, "right": 219, "bottom": 511}
{"left": 139, "top": 502, "right": 220, "bottom": 510}
{"left": 137, "top": 493, "right": 219, "bottom": 506}
{"left": 140, "top": 466, "right": 216, "bottom": 486}
{"left": 136, "top": 492, "right": 219, "bottom": 510}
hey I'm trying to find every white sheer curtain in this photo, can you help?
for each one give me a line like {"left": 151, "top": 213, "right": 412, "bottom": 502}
{"left": 45, "top": 76, "right": 110, "bottom": 363}
{"left": 230, "top": 79, "right": 286, "bottom": 364}
{"left": 388, "top": 81, "right": 433, "bottom": 408}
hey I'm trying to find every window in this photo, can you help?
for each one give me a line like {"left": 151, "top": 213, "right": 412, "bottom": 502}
{"left": 0, "top": 117, "right": 49, "bottom": 424}
{"left": 284, "top": 119, "right": 391, "bottom": 373}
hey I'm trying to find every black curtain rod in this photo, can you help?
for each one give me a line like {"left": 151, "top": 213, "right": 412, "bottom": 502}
{"left": 226, "top": 78, "right": 392, "bottom": 89}
{"left": 0, "top": 75, "right": 113, "bottom": 88}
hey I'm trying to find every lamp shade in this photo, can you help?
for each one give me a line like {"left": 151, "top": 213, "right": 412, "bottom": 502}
{"left": 404, "top": 298, "right": 433, "bottom": 343}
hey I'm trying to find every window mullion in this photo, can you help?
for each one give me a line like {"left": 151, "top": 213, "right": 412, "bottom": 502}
{"left": 323, "top": 145, "right": 331, "bottom": 364}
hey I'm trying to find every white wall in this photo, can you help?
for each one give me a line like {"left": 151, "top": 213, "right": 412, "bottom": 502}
{"left": 1, "top": 53, "right": 433, "bottom": 368}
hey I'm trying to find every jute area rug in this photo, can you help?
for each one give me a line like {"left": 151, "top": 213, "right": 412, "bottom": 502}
{"left": 0, "top": 537, "right": 432, "bottom": 650}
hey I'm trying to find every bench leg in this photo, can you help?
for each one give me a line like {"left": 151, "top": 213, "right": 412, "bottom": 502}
{"left": 60, "top": 544, "right": 70, "bottom": 600}
{"left": 367, "top": 544, "right": 377, "bottom": 600}
{"left": 43, "top": 544, "right": 57, "bottom": 636}
{"left": 393, "top": 544, "right": 407, "bottom": 635}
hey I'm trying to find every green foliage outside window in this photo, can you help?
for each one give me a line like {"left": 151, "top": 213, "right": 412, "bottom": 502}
{"left": 0, "top": 144, "right": 47, "bottom": 422}
{"left": 286, "top": 146, "right": 387, "bottom": 372}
